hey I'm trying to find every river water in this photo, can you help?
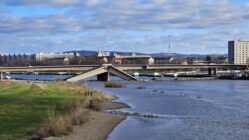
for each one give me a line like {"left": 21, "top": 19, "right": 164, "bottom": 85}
{"left": 88, "top": 80, "right": 249, "bottom": 140}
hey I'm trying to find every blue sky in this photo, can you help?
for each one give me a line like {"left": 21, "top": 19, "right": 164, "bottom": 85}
{"left": 0, "top": 0, "right": 249, "bottom": 54}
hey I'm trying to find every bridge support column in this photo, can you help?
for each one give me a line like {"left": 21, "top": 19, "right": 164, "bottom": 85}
{"left": 208, "top": 68, "right": 212, "bottom": 76}
{"left": 213, "top": 68, "right": 217, "bottom": 75}
{"left": 97, "top": 72, "right": 109, "bottom": 81}
{"left": 208, "top": 68, "right": 217, "bottom": 76}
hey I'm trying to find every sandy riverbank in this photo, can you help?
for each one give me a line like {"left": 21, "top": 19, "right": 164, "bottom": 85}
{"left": 43, "top": 101, "right": 129, "bottom": 140}
{"left": 37, "top": 81, "right": 129, "bottom": 140}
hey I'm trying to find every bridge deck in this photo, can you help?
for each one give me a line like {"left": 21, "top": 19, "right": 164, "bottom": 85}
{"left": 66, "top": 65, "right": 138, "bottom": 82}
{"left": 0, "top": 64, "right": 246, "bottom": 72}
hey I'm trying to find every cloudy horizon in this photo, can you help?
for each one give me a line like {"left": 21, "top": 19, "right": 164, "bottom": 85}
{"left": 0, "top": 0, "right": 248, "bottom": 54}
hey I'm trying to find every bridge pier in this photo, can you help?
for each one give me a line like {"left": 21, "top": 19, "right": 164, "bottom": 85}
{"left": 213, "top": 68, "right": 217, "bottom": 75}
{"left": 97, "top": 72, "right": 109, "bottom": 81}
{"left": 208, "top": 68, "right": 217, "bottom": 76}
{"left": 208, "top": 68, "right": 212, "bottom": 76}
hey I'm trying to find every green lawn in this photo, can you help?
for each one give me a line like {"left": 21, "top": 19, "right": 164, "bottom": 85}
{"left": 0, "top": 82, "right": 85, "bottom": 140}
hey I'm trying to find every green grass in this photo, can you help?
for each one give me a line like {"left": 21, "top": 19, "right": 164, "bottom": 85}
{"left": 0, "top": 82, "right": 85, "bottom": 140}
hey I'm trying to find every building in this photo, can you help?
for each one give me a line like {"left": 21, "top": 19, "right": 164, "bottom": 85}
{"left": 96, "top": 51, "right": 111, "bottom": 57}
{"left": 180, "top": 59, "right": 188, "bottom": 65}
{"left": 0, "top": 53, "right": 34, "bottom": 66}
{"left": 228, "top": 40, "right": 249, "bottom": 64}
{"left": 43, "top": 57, "right": 70, "bottom": 65}
{"left": 153, "top": 57, "right": 175, "bottom": 64}
{"left": 35, "top": 52, "right": 74, "bottom": 61}
{"left": 111, "top": 53, "right": 154, "bottom": 65}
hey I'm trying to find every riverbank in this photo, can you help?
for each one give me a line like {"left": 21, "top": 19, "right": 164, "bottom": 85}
{"left": 44, "top": 98, "right": 129, "bottom": 140}
{"left": 0, "top": 80, "right": 129, "bottom": 140}
{"left": 58, "top": 101, "right": 129, "bottom": 140}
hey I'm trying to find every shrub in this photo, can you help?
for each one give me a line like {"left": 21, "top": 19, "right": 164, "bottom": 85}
{"left": 35, "top": 106, "right": 89, "bottom": 138}
{"left": 87, "top": 100, "right": 102, "bottom": 111}
{"left": 54, "top": 77, "right": 63, "bottom": 82}
{"left": 36, "top": 108, "right": 73, "bottom": 138}
{"left": 70, "top": 109, "right": 89, "bottom": 125}
{"left": 60, "top": 98, "right": 81, "bottom": 111}
{"left": 104, "top": 81, "right": 123, "bottom": 88}
{"left": 37, "top": 116, "right": 73, "bottom": 137}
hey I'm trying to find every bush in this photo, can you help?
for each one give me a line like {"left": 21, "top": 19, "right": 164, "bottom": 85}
{"left": 70, "top": 109, "right": 89, "bottom": 125}
{"left": 54, "top": 77, "right": 63, "bottom": 82}
{"left": 36, "top": 108, "right": 73, "bottom": 137}
{"left": 104, "top": 81, "right": 123, "bottom": 88}
{"left": 87, "top": 100, "right": 101, "bottom": 111}
{"left": 36, "top": 106, "right": 89, "bottom": 138}
{"left": 60, "top": 98, "right": 81, "bottom": 111}
{"left": 38, "top": 116, "right": 73, "bottom": 137}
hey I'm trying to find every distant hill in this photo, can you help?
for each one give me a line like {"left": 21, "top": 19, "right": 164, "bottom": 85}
{"left": 64, "top": 50, "right": 227, "bottom": 58}
{"left": 150, "top": 53, "right": 227, "bottom": 57}
{"left": 64, "top": 50, "right": 146, "bottom": 56}
{"left": 65, "top": 50, "right": 99, "bottom": 56}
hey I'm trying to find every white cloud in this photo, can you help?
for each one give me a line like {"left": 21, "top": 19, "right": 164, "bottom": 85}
{"left": 1, "top": 0, "right": 249, "bottom": 53}
{"left": 85, "top": 0, "right": 100, "bottom": 7}
{"left": 2, "top": 0, "right": 249, "bottom": 30}
{"left": 1, "top": 0, "right": 80, "bottom": 6}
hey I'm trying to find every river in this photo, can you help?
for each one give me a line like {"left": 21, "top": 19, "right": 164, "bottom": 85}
{"left": 88, "top": 80, "right": 249, "bottom": 140}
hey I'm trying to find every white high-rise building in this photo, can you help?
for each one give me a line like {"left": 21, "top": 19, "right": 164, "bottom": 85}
{"left": 228, "top": 40, "right": 249, "bottom": 64}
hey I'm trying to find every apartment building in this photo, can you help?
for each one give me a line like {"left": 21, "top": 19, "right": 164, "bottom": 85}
{"left": 228, "top": 40, "right": 249, "bottom": 64}
{"left": 35, "top": 52, "right": 74, "bottom": 61}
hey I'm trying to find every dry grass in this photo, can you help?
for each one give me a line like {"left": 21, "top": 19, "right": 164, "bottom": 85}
{"left": 60, "top": 98, "right": 81, "bottom": 111}
{"left": 70, "top": 109, "right": 89, "bottom": 125}
{"left": 43, "top": 116, "right": 73, "bottom": 136}
{"left": 86, "top": 99, "right": 102, "bottom": 111}
{"left": 90, "top": 88, "right": 116, "bottom": 101}
{"left": 35, "top": 107, "right": 89, "bottom": 139}
{"left": 36, "top": 108, "right": 73, "bottom": 138}
{"left": 104, "top": 81, "right": 123, "bottom": 88}
{"left": 54, "top": 77, "right": 63, "bottom": 82}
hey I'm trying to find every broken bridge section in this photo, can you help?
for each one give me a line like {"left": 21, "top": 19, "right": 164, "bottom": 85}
{"left": 66, "top": 64, "right": 138, "bottom": 82}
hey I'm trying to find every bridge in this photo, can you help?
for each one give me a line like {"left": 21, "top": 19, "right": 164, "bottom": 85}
{"left": 66, "top": 64, "right": 138, "bottom": 82}
{"left": 0, "top": 64, "right": 247, "bottom": 81}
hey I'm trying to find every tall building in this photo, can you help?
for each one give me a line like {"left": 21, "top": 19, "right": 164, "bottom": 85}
{"left": 228, "top": 40, "right": 249, "bottom": 64}
{"left": 0, "top": 53, "right": 33, "bottom": 66}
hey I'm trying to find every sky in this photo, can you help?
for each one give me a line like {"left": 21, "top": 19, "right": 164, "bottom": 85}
{"left": 0, "top": 0, "right": 249, "bottom": 54}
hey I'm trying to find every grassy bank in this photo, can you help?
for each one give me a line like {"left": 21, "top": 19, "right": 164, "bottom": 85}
{"left": 0, "top": 81, "right": 97, "bottom": 140}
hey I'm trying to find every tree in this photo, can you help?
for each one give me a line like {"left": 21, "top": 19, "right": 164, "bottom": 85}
{"left": 205, "top": 55, "right": 217, "bottom": 64}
